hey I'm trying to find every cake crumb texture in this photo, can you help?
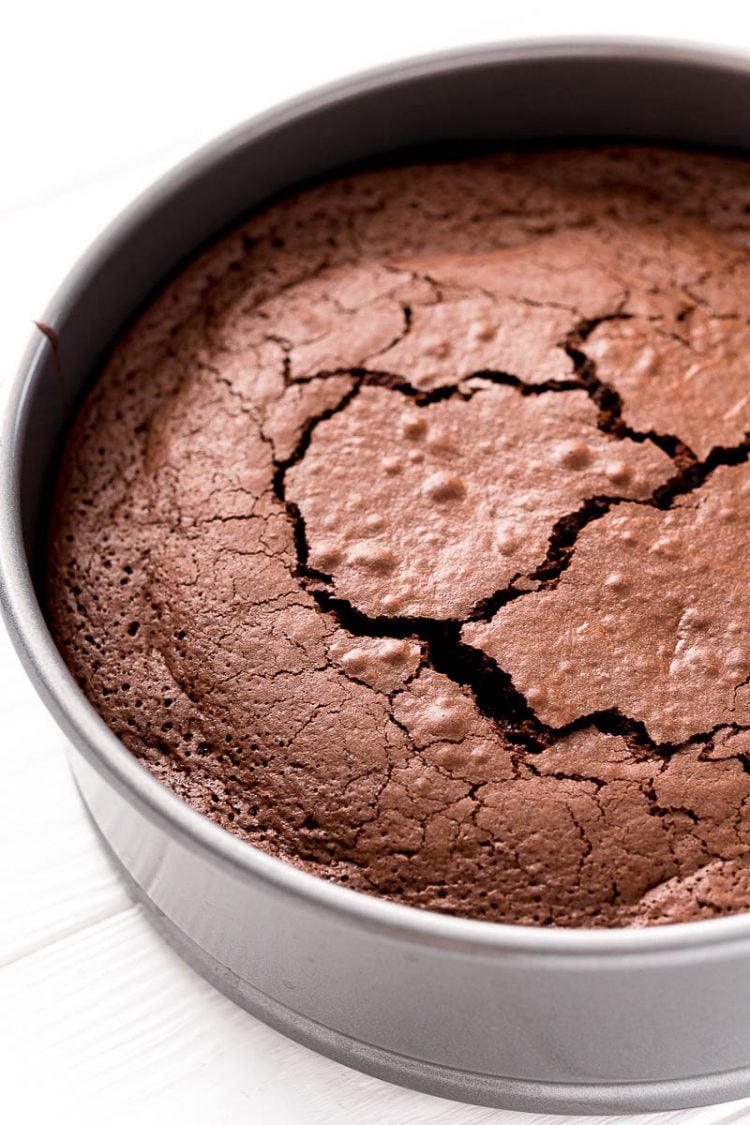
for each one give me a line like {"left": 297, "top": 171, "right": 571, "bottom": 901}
{"left": 47, "top": 147, "right": 750, "bottom": 927}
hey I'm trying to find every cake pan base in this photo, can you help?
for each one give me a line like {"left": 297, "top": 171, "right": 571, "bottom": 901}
{"left": 81, "top": 786, "right": 750, "bottom": 1115}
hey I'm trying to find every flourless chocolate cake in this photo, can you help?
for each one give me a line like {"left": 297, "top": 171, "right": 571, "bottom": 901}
{"left": 46, "top": 147, "right": 750, "bottom": 927}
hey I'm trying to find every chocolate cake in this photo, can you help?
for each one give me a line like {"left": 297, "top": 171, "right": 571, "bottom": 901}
{"left": 46, "top": 146, "right": 750, "bottom": 927}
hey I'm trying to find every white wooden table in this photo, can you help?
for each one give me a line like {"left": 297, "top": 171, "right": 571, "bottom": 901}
{"left": 5, "top": 5, "right": 750, "bottom": 1122}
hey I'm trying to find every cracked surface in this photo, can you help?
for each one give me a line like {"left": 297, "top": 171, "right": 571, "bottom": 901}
{"left": 585, "top": 310, "right": 750, "bottom": 459}
{"left": 466, "top": 462, "right": 750, "bottom": 744}
{"left": 289, "top": 382, "right": 671, "bottom": 619}
{"left": 46, "top": 146, "right": 750, "bottom": 927}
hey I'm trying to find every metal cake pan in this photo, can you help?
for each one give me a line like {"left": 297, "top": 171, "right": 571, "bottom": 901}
{"left": 5, "top": 38, "right": 750, "bottom": 1115}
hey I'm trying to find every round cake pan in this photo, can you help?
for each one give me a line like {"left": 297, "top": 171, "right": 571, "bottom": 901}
{"left": 6, "top": 38, "right": 750, "bottom": 1116}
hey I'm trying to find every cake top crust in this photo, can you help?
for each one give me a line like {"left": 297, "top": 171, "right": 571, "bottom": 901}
{"left": 46, "top": 146, "right": 750, "bottom": 927}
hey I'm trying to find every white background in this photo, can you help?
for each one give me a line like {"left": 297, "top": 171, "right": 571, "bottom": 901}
{"left": 4, "top": 3, "right": 750, "bottom": 1122}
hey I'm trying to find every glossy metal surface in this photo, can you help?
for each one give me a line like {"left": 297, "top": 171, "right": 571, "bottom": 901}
{"left": 4, "top": 39, "right": 750, "bottom": 1114}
